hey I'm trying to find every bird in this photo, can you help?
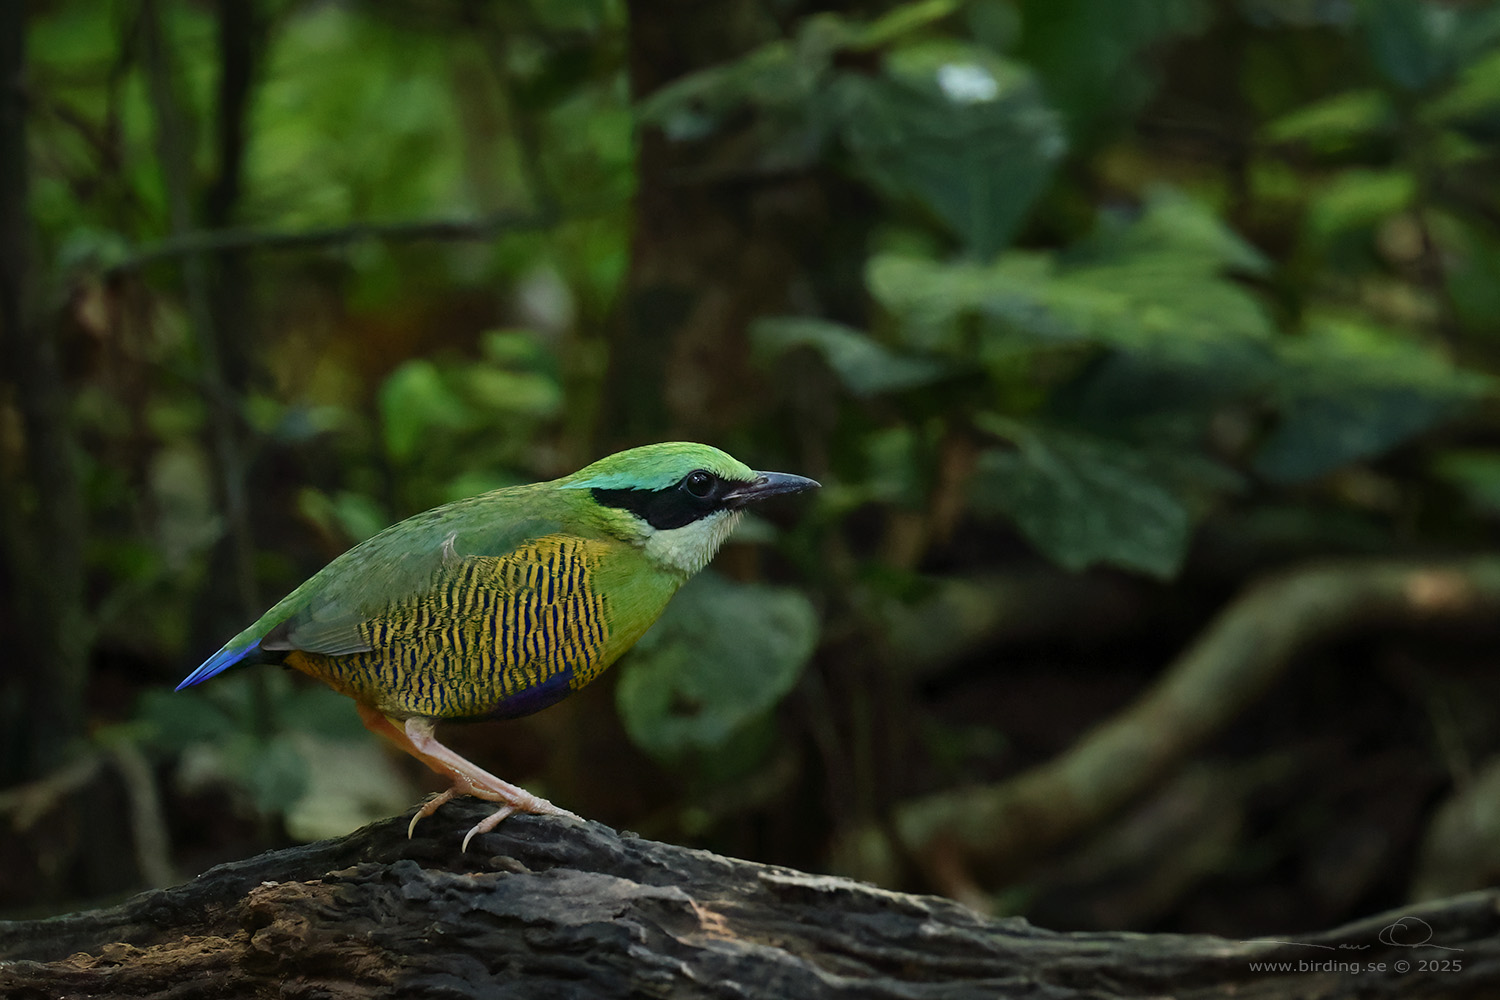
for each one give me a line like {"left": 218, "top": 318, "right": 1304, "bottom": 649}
{"left": 177, "top": 442, "right": 819, "bottom": 850}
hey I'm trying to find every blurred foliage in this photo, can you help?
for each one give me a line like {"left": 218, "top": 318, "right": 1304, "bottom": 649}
{"left": 617, "top": 572, "right": 818, "bottom": 769}
{"left": 135, "top": 673, "right": 358, "bottom": 814}
{"left": 13, "top": 0, "right": 1500, "bottom": 928}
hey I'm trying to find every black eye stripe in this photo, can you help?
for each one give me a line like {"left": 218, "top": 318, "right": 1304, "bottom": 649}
{"left": 593, "top": 471, "right": 741, "bottom": 530}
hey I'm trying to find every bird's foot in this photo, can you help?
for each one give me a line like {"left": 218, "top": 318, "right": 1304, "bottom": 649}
{"left": 455, "top": 786, "right": 583, "bottom": 850}
{"left": 385, "top": 714, "right": 583, "bottom": 847}
{"left": 406, "top": 780, "right": 583, "bottom": 847}
{"left": 478, "top": 783, "right": 583, "bottom": 823}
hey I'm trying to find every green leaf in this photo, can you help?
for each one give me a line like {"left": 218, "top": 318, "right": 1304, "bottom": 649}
{"left": 616, "top": 574, "right": 818, "bottom": 764}
{"left": 480, "top": 328, "right": 555, "bottom": 366}
{"left": 867, "top": 252, "right": 1052, "bottom": 353}
{"left": 851, "top": 0, "right": 961, "bottom": 51}
{"left": 1360, "top": 0, "right": 1459, "bottom": 93}
{"left": 1264, "top": 89, "right": 1394, "bottom": 150}
{"left": 137, "top": 688, "right": 240, "bottom": 751}
{"left": 54, "top": 226, "right": 133, "bottom": 273}
{"left": 1255, "top": 316, "right": 1492, "bottom": 483}
{"left": 378, "top": 359, "right": 473, "bottom": 462}
{"left": 1445, "top": 221, "right": 1500, "bottom": 337}
{"left": 1306, "top": 169, "right": 1416, "bottom": 246}
{"left": 1043, "top": 255, "right": 1272, "bottom": 356}
{"left": 1427, "top": 44, "right": 1500, "bottom": 123}
{"left": 1088, "top": 187, "right": 1270, "bottom": 276}
{"left": 751, "top": 316, "right": 949, "bottom": 397}
{"left": 970, "top": 419, "right": 1238, "bottom": 577}
{"left": 868, "top": 191, "right": 1273, "bottom": 369}
{"left": 1433, "top": 450, "right": 1500, "bottom": 515}
{"left": 636, "top": 2, "right": 966, "bottom": 164}
{"left": 298, "top": 488, "right": 390, "bottom": 545}
{"left": 462, "top": 366, "right": 564, "bottom": 419}
{"left": 231, "top": 734, "right": 312, "bottom": 816}
{"left": 1051, "top": 347, "right": 1264, "bottom": 437}
{"left": 1013, "top": 0, "right": 1208, "bottom": 140}
{"left": 835, "top": 43, "right": 1065, "bottom": 257}
{"left": 636, "top": 27, "right": 840, "bottom": 165}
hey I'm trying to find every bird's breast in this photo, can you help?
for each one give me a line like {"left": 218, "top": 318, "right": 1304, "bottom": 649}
{"left": 288, "top": 535, "right": 664, "bottom": 719}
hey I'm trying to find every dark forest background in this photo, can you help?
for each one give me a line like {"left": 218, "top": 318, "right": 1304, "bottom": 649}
{"left": 5, "top": 0, "right": 1500, "bottom": 939}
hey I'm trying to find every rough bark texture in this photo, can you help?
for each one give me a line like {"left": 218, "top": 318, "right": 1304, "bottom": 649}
{"left": 1, "top": 800, "right": 1497, "bottom": 998}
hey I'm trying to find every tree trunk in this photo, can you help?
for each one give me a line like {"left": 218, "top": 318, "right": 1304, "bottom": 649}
{"left": 606, "top": 0, "right": 843, "bottom": 446}
{"left": 0, "top": 0, "right": 89, "bottom": 784}
{"left": 1, "top": 801, "right": 1496, "bottom": 998}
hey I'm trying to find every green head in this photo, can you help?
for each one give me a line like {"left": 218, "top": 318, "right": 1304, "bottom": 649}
{"left": 560, "top": 442, "right": 819, "bottom": 576}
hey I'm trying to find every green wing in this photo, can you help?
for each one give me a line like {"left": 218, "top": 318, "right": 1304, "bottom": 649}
{"left": 259, "top": 489, "right": 566, "bottom": 657}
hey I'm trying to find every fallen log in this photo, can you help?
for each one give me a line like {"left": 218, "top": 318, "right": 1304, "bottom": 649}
{"left": 1, "top": 799, "right": 1497, "bottom": 998}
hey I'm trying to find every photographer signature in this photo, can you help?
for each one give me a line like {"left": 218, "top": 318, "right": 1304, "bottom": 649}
{"left": 1252, "top": 916, "right": 1463, "bottom": 953}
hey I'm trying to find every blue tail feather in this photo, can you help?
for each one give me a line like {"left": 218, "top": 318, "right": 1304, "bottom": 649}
{"left": 176, "top": 639, "right": 260, "bottom": 691}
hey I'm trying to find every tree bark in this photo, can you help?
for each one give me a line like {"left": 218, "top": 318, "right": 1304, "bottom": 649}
{"left": 607, "top": 0, "right": 845, "bottom": 447}
{"left": 0, "top": 0, "right": 90, "bottom": 784}
{"left": 1, "top": 801, "right": 1496, "bottom": 998}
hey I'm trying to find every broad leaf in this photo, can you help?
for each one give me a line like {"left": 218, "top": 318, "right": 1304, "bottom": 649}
{"left": 1264, "top": 89, "right": 1394, "bottom": 150}
{"left": 378, "top": 359, "right": 472, "bottom": 462}
{"left": 835, "top": 43, "right": 1064, "bottom": 258}
{"left": 971, "top": 418, "right": 1239, "bottom": 578}
{"left": 1433, "top": 449, "right": 1500, "bottom": 515}
{"left": 1360, "top": 0, "right": 1459, "bottom": 93}
{"left": 1255, "top": 316, "right": 1492, "bottom": 483}
{"left": 616, "top": 573, "right": 818, "bottom": 763}
{"left": 1014, "top": 0, "right": 1208, "bottom": 139}
{"left": 868, "top": 191, "right": 1274, "bottom": 373}
{"left": 751, "top": 316, "right": 949, "bottom": 397}
{"left": 1306, "top": 169, "right": 1416, "bottom": 246}
{"left": 298, "top": 488, "right": 389, "bottom": 545}
{"left": 635, "top": 4, "right": 966, "bottom": 171}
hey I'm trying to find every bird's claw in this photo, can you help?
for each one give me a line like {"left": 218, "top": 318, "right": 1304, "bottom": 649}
{"left": 408, "top": 789, "right": 457, "bottom": 839}
{"left": 461, "top": 805, "right": 517, "bottom": 853}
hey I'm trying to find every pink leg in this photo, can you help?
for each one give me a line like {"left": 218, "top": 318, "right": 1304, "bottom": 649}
{"left": 355, "top": 704, "right": 581, "bottom": 849}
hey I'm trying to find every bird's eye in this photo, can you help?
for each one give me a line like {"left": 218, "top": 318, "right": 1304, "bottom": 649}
{"left": 682, "top": 470, "right": 716, "bottom": 498}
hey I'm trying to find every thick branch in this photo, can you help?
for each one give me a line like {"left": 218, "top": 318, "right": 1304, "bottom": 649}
{"left": 841, "top": 557, "right": 1500, "bottom": 891}
{"left": 1, "top": 802, "right": 1497, "bottom": 998}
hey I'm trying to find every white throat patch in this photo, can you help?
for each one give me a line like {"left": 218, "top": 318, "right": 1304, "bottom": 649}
{"left": 643, "top": 509, "right": 744, "bottom": 576}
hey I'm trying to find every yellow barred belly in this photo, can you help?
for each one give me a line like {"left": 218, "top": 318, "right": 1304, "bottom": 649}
{"left": 287, "top": 536, "right": 614, "bottom": 719}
